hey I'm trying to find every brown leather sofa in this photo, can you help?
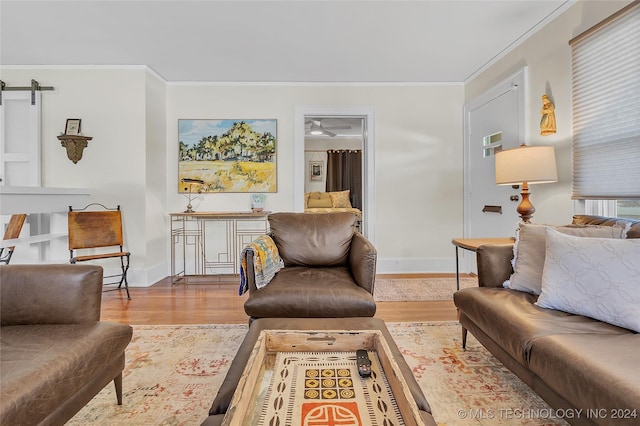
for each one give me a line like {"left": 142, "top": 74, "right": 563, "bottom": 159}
{"left": 201, "top": 318, "right": 437, "bottom": 426}
{"left": 0, "top": 264, "right": 133, "bottom": 426}
{"left": 243, "top": 212, "right": 377, "bottom": 320}
{"left": 454, "top": 215, "right": 640, "bottom": 426}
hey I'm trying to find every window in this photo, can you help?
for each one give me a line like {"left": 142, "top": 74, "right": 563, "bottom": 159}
{"left": 570, "top": 3, "right": 640, "bottom": 201}
{"left": 482, "top": 132, "right": 502, "bottom": 158}
{"left": 584, "top": 199, "right": 640, "bottom": 220}
{"left": 616, "top": 200, "right": 640, "bottom": 220}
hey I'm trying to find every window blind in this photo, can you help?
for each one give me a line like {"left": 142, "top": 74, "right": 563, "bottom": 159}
{"left": 570, "top": 2, "right": 640, "bottom": 200}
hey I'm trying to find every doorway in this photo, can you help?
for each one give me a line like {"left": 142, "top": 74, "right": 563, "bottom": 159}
{"left": 294, "top": 106, "right": 376, "bottom": 243}
{"left": 303, "top": 116, "right": 364, "bottom": 206}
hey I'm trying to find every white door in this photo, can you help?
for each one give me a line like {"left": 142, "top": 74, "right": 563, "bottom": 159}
{"left": 0, "top": 91, "right": 41, "bottom": 187}
{"left": 464, "top": 68, "right": 527, "bottom": 240}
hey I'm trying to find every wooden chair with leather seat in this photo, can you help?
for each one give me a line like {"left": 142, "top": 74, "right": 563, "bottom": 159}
{"left": 68, "top": 204, "right": 131, "bottom": 299}
{"left": 0, "top": 214, "right": 27, "bottom": 265}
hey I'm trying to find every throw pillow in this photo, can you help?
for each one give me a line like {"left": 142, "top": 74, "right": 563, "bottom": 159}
{"left": 329, "top": 190, "right": 352, "bottom": 208}
{"left": 306, "top": 192, "right": 332, "bottom": 208}
{"left": 503, "top": 222, "right": 626, "bottom": 295}
{"left": 537, "top": 228, "right": 640, "bottom": 332}
{"left": 304, "top": 192, "right": 310, "bottom": 208}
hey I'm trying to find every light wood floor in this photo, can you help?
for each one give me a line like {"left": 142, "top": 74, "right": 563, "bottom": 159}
{"left": 100, "top": 274, "right": 464, "bottom": 325}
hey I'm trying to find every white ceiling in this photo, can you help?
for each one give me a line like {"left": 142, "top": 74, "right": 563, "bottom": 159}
{"left": 0, "top": 0, "right": 574, "bottom": 83}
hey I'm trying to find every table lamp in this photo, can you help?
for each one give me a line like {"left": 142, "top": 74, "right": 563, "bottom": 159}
{"left": 181, "top": 178, "right": 205, "bottom": 213}
{"left": 495, "top": 144, "right": 558, "bottom": 223}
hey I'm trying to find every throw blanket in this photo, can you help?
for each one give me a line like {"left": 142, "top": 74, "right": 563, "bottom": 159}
{"left": 238, "top": 235, "right": 284, "bottom": 295}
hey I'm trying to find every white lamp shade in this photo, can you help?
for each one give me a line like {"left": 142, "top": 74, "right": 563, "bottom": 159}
{"left": 495, "top": 145, "right": 558, "bottom": 185}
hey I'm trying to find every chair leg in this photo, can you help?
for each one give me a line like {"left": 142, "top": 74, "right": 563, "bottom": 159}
{"left": 0, "top": 248, "right": 12, "bottom": 265}
{"left": 114, "top": 372, "right": 123, "bottom": 405}
{"left": 461, "top": 327, "right": 468, "bottom": 350}
{"left": 119, "top": 254, "right": 131, "bottom": 300}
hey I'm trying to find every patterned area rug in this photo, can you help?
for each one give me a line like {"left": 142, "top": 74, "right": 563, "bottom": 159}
{"left": 388, "top": 322, "right": 568, "bottom": 426}
{"left": 68, "top": 322, "right": 567, "bottom": 425}
{"left": 374, "top": 277, "right": 479, "bottom": 301}
{"left": 67, "top": 324, "right": 248, "bottom": 426}
{"left": 259, "top": 351, "right": 403, "bottom": 425}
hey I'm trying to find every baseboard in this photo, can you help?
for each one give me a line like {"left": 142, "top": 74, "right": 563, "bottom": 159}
{"left": 377, "top": 257, "right": 463, "bottom": 274}
{"left": 108, "top": 261, "right": 167, "bottom": 287}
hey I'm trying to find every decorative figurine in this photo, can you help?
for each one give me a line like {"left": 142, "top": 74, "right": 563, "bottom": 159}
{"left": 540, "top": 94, "right": 556, "bottom": 135}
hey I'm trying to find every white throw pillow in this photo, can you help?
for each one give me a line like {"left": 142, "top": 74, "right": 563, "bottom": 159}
{"left": 503, "top": 223, "right": 627, "bottom": 295}
{"left": 536, "top": 228, "right": 640, "bottom": 332}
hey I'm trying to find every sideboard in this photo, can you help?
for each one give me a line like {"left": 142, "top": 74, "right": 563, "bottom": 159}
{"left": 170, "top": 211, "right": 269, "bottom": 283}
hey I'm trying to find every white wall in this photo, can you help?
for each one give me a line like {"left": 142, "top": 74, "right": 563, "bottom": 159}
{"left": 144, "top": 70, "right": 169, "bottom": 284}
{"left": 465, "top": 0, "right": 633, "bottom": 225}
{"left": 1, "top": 70, "right": 465, "bottom": 279}
{"left": 167, "top": 84, "right": 465, "bottom": 272}
{"left": 0, "top": 67, "right": 167, "bottom": 284}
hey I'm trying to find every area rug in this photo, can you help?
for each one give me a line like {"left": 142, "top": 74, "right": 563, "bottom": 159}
{"left": 260, "top": 351, "right": 403, "bottom": 425}
{"left": 374, "top": 277, "right": 479, "bottom": 301}
{"left": 66, "top": 324, "right": 248, "bottom": 426}
{"left": 67, "top": 323, "right": 567, "bottom": 426}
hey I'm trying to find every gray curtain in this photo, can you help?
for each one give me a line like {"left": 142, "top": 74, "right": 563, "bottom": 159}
{"left": 326, "top": 150, "right": 362, "bottom": 210}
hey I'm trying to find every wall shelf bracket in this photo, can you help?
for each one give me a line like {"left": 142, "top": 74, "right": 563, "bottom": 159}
{"left": 57, "top": 135, "right": 93, "bottom": 163}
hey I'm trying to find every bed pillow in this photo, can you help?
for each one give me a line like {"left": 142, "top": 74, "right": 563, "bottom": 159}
{"left": 329, "top": 190, "right": 352, "bottom": 208}
{"left": 537, "top": 228, "right": 640, "bottom": 332}
{"left": 307, "top": 192, "right": 332, "bottom": 208}
{"left": 503, "top": 222, "right": 626, "bottom": 295}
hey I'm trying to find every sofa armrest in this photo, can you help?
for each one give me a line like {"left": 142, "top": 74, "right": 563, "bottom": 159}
{"left": 349, "top": 233, "right": 377, "bottom": 293}
{"left": 476, "top": 243, "right": 514, "bottom": 288}
{"left": 0, "top": 264, "right": 103, "bottom": 325}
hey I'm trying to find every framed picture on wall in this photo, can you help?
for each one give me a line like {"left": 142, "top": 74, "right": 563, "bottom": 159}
{"left": 310, "top": 161, "right": 323, "bottom": 181}
{"left": 178, "top": 119, "right": 277, "bottom": 193}
{"left": 65, "top": 119, "right": 81, "bottom": 135}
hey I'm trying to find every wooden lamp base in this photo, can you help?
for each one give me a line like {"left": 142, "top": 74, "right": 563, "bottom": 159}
{"left": 517, "top": 182, "right": 535, "bottom": 223}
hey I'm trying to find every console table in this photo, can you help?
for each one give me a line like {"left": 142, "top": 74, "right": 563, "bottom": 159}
{"left": 170, "top": 212, "right": 269, "bottom": 283}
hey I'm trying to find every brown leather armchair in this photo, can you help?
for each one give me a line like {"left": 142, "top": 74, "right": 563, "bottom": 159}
{"left": 243, "top": 212, "right": 377, "bottom": 320}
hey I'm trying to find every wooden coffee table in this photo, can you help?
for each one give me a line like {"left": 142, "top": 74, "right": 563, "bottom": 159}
{"left": 223, "top": 329, "right": 423, "bottom": 425}
{"left": 203, "top": 318, "right": 435, "bottom": 426}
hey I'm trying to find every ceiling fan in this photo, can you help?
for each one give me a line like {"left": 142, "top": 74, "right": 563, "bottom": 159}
{"left": 305, "top": 119, "right": 351, "bottom": 137}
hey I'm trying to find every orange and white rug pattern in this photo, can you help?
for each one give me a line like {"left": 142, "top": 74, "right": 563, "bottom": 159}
{"left": 258, "top": 351, "right": 404, "bottom": 426}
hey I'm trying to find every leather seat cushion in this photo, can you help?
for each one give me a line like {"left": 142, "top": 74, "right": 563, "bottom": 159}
{"left": 268, "top": 212, "right": 354, "bottom": 267}
{"left": 529, "top": 333, "right": 640, "bottom": 417}
{"left": 454, "top": 287, "right": 631, "bottom": 365}
{"left": 244, "top": 267, "right": 376, "bottom": 318}
{"left": 0, "top": 322, "right": 133, "bottom": 424}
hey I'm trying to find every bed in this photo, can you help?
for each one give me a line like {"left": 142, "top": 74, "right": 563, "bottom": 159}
{"left": 304, "top": 190, "right": 362, "bottom": 232}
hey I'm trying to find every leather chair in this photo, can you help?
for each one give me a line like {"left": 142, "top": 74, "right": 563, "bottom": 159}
{"left": 243, "top": 212, "right": 377, "bottom": 320}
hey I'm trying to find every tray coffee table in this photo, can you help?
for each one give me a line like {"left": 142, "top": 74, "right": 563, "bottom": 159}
{"left": 202, "top": 318, "right": 434, "bottom": 426}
